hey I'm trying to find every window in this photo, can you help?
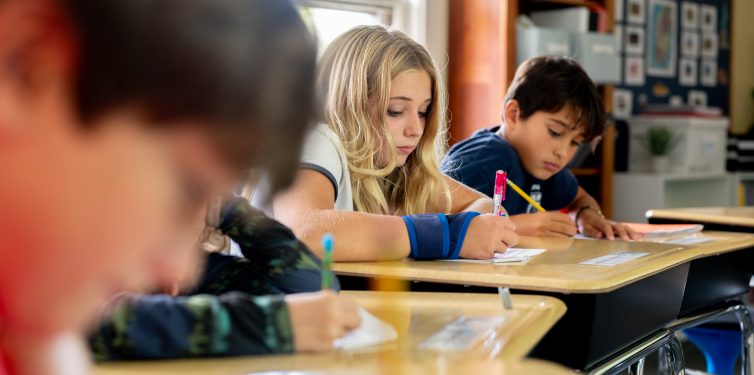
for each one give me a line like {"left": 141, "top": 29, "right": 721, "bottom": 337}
{"left": 297, "top": 0, "right": 426, "bottom": 54}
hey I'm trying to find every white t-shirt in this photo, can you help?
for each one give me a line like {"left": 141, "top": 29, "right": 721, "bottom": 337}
{"left": 252, "top": 123, "right": 354, "bottom": 213}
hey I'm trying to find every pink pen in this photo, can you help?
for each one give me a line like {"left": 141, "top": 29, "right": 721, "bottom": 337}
{"left": 493, "top": 170, "right": 507, "bottom": 216}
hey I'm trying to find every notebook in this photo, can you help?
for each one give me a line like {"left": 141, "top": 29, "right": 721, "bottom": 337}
{"left": 443, "top": 248, "right": 546, "bottom": 264}
{"left": 621, "top": 223, "right": 704, "bottom": 238}
{"left": 333, "top": 308, "right": 398, "bottom": 350}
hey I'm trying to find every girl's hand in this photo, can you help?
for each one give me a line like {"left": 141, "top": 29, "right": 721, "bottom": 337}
{"left": 459, "top": 214, "right": 519, "bottom": 259}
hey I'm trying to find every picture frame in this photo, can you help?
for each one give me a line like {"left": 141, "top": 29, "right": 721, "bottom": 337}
{"left": 700, "top": 59, "right": 717, "bottom": 86}
{"left": 700, "top": 4, "right": 717, "bottom": 32}
{"left": 688, "top": 90, "right": 707, "bottom": 107}
{"left": 627, "top": 0, "right": 646, "bottom": 25}
{"left": 681, "top": 2, "right": 699, "bottom": 31}
{"left": 646, "top": 0, "right": 677, "bottom": 77}
{"left": 681, "top": 32, "right": 699, "bottom": 57}
{"left": 625, "top": 56, "right": 645, "bottom": 86}
{"left": 613, "top": 89, "right": 633, "bottom": 120}
{"left": 678, "top": 58, "right": 697, "bottom": 86}
{"left": 701, "top": 33, "right": 718, "bottom": 59}
{"left": 625, "top": 26, "right": 645, "bottom": 55}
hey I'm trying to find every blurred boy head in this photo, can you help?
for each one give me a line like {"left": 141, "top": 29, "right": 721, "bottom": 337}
{"left": 499, "top": 56, "right": 605, "bottom": 180}
{"left": 0, "top": 0, "right": 315, "bottom": 338}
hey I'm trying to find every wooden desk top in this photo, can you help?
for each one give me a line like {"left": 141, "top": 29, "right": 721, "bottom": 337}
{"left": 95, "top": 356, "right": 572, "bottom": 375}
{"left": 95, "top": 291, "right": 568, "bottom": 375}
{"left": 647, "top": 206, "right": 754, "bottom": 227}
{"left": 333, "top": 233, "right": 754, "bottom": 294}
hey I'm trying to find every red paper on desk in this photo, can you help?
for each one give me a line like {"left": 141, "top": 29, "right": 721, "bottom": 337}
{"left": 622, "top": 223, "right": 704, "bottom": 237}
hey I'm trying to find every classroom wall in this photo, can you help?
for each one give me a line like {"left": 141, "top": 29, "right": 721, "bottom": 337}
{"left": 425, "top": 0, "right": 450, "bottom": 85}
{"left": 730, "top": 0, "right": 754, "bottom": 134}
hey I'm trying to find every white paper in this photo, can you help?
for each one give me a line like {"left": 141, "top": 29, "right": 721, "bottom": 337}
{"left": 580, "top": 251, "right": 649, "bottom": 266}
{"left": 418, "top": 316, "right": 505, "bottom": 351}
{"left": 444, "top": 248, "right": 546, "bottom": 264}
{"left": 333, "top": 308, "right": 397, "bottom": 350}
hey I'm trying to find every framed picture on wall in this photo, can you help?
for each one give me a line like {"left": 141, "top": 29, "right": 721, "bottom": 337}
{"left": 681, "top": 32, "right": 699, "bottom": 57}
{"left": 700, "top": 4, "right": 717, "bottom": 32}
{"left": 625, "top": 56, "right": 645, "bottom": 86}
{"left": 625, "top": 26, "right": 645, "bottom": 54}
{"left": 701, "top": 59, "right": 717, "bottom": 86}
{"left": 627, "top": 0, "right": 646, "bottom": 25}
{"left": 613, "top": 89, "right": 633, "bottom": 120}
{"left": 701, "top": 33, "right": 718, "bottom": 58}
{"left": 678, "top": 58, "right": 697, "bottom": 86}
{"left": 681, "top": 2, "right": 699, "bottom": 31}
{"left": 688, "top": 90, "right": 707, "bottom": 107}
{"left": 646, "top": 0, "right": 677, "bottom": 77}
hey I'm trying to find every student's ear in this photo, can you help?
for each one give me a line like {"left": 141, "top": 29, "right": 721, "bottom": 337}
{"left": 502, "top": 99, "right": 522, "bottom": 134}
{"left": 0, "top": 1, "right": 78, "bottom": 135}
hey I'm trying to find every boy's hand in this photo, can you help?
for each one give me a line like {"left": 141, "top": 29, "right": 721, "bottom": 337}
{"left": 511, "top": 212, "right": 577, "bottom": 238}
{"left": 459, "top": 214, "right": 519, "bottom": 259}
{"left": 577, "top": 209, "right": 643, "bottom": 241}
{"left": 286, "top": 291, "right": 361, "bottom": 352}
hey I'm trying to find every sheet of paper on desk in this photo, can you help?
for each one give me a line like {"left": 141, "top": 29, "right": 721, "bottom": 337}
{"left": 622, "top": 223, "right": 704, "bottom": 237}
{"left": 418, "top": 316, "right": 505, "bottom": 351}
{"left": 580, "top": 251, "right": 649, "bottom": 266}
{"left": 333, "top": 308, "right": 397, "bottom": 350}
{"left": 444, "top": 248, "right": 546, "bottom": 264}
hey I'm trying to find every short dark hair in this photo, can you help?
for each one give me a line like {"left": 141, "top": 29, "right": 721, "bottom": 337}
{"left": 62, "top": 0, "right": 317, "bottom": 192}
{"left": 503, "top": 56, "right": 605, "bottom": 141}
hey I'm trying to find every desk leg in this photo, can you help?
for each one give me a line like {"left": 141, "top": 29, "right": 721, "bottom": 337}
{"left": 668, "top": 301, "right": 753, "bottom": 375}
{"left": 665, "top": 332, "right": 686, "bottom": 375}
{"left": 588, "top": 330, "right": 674, "bottom": 375}
{"left": 733, "top": 304, "right": 754, "bottom": 375}
{"left": 627, "top": 358, "right": 645, "bottom": 375}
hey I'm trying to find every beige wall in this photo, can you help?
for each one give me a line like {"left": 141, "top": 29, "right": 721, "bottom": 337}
{"left": 425, "top": 0, "right": 449, "bottom": 85}
{"left": 731, "top": 0, "right": 754, "bottom": 134}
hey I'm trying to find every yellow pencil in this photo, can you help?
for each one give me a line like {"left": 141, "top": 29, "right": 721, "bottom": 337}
{"left": 506, "top": 179, "right": 546, "bottom": 212}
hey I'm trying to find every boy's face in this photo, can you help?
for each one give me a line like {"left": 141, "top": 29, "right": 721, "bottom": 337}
{"left": 0, "top": 1, "right": 235, "bottom": 335}
{"left": 503, "top": 101, "right": 586, "bottom": 180}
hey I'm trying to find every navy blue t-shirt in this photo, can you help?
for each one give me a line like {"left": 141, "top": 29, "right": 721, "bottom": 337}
{"left": 441, "top": 126, "right": 579, "bottom": 215}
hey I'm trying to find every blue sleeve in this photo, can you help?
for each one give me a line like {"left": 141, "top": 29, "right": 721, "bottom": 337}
{"left": 541, "top": 169, "right": 579, "bottom": 210}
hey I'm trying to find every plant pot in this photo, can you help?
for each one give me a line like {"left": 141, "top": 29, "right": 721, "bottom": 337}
{"left": 652, "top": 155, "right": 671, "bottom": 173}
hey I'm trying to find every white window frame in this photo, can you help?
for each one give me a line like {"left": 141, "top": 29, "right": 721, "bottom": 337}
{"left": 295, "top": 0, "right": 428, "bottom": 45}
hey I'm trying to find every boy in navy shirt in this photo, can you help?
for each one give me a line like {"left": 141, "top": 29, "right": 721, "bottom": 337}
{"left": 442, "top": 56, "right": 638, "bottom": 240}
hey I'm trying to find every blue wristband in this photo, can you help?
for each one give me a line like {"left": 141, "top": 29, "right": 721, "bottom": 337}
{"left": 402, "top": 212, "right": 480, "bottom": 260}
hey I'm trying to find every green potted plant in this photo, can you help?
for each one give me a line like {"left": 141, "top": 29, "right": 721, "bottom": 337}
{"left": 647, "top": 127, "right": 676, "bottom": 173}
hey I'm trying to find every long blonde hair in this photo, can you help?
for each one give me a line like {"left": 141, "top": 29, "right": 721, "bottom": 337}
{"left": 317, "top": 26, "right": 451, "bottom": 215}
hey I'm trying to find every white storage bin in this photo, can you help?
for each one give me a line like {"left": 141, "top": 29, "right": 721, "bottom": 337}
{"left": 628, "top": 116, "right": 729, "bottom": 175}
{"left": 517, "top": 24, "right": 571, "bottom": 64}
{"left": 570, "top": 33, "right": 620, "bottom": 83}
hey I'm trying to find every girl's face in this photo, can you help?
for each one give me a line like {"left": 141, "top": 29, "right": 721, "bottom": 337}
{"left": 378, "top": 69, "right": 432, "bottom": 168}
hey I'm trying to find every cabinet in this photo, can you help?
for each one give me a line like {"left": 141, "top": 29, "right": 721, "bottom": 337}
{"left": 448, "top": 0, "right": 617, "bottom": 217}
{"left": 612, "top": 172, "right": 733, "bottom": 223}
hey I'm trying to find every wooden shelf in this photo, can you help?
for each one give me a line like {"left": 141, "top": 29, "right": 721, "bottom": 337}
{"left": 570, "top": 168, "right": 600, "bottom": 176}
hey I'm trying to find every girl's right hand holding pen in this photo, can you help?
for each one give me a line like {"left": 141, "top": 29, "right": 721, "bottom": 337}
{"left": 459, "top": 213, "right": 519, "bottom": 259}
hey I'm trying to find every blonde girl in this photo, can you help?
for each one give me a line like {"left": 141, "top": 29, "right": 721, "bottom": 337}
{"left": 262, "top": 26, "right": 518, "bottom": 261}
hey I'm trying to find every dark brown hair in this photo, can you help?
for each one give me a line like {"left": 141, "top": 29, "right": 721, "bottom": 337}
{"left": 504, "top": 56, "right": 605, "bottom": 141}
{"left": 62, "top": 0, "right": 317, "bottom": 192}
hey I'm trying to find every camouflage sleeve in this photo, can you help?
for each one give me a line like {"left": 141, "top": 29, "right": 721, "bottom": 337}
{"left": 205, "top": 196, "right": 338, "bottom": 294}
{"left": 89, "top": 292, "right": 294, "bottom": 361}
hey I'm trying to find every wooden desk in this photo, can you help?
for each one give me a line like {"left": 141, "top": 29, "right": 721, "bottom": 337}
{"left": 647, "top": 206, "right": 754, "bottom": 232}
{"left": 95, "top": 356, "right": 572, "bottom": 375}
{"left": 333, "top": 234, "right": 754, "bottom": 370}
{"left": 95, "top": 291, "right": 568, "bottom": 375}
